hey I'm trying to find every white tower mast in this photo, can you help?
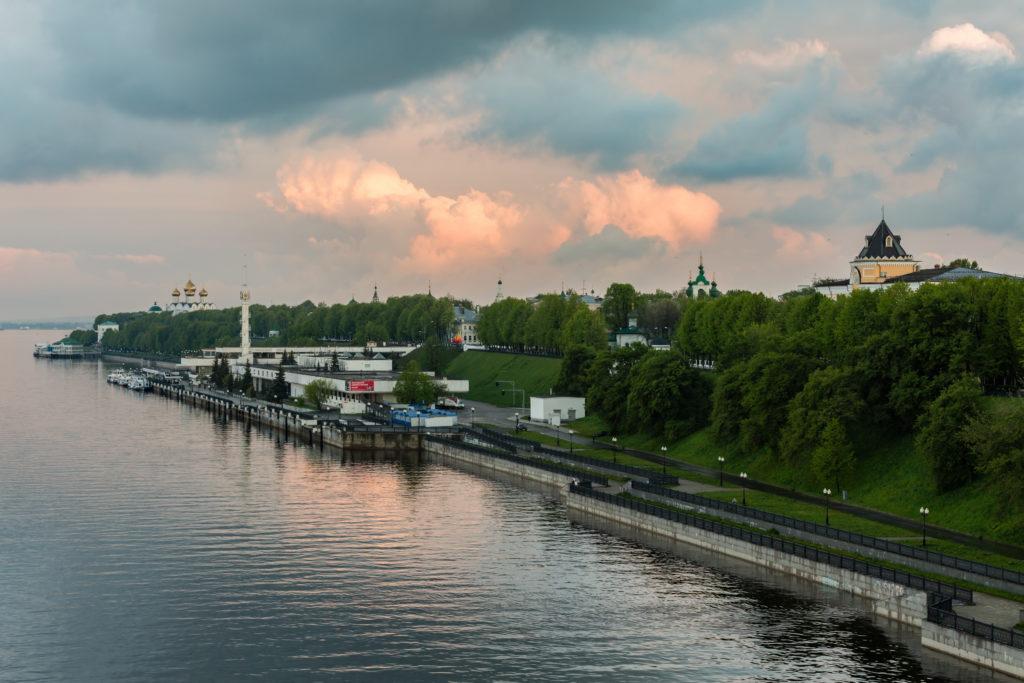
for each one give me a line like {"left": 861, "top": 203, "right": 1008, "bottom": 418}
{"left": 240, "top": 262, "right": 251, "bottom": 364}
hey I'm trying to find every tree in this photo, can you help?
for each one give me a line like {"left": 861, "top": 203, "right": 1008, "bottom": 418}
{"left": 947, "top": 258, "right": 979, "bottom": 269}
{"left": 559, "top": 307, "right": 606, "bottom": 351}
{"left": 240, "top": 362, "right": 254, "bottom": 397}
{"left": 394, "top": 361, "right": 440, "bottom": 405}
{"left": 779, "top": 367, "right": 865, "bottom": 466}
{"left": 601, "top": 283, "right": 639, "bottom": 330}
{"left": 585, "top": 344, "right": 649, "bottom": 433}
{"left": 329, "top": 351, "right": 340, "bottom": 372}
{"left": 303, "top": 378, "right": 334, "bottom": 410}
{"left": 269, "top": 358, "right": 289, "bottom": 402}
{"left": 812, "top": 419, "right": 856, "bottom": 489}
{"left": 555, "top": 345, "right": 596, "bottom": 396}
{"left": 915, "top": 376, "right": 983, "bottom": 491}
{"left": 626, "top": 351, "right": 712, "bottom": 440}
{"left": 962, "top": 400, "right": 1024, "bottom": 509}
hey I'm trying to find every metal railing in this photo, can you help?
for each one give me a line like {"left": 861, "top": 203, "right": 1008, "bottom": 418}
{"left": 928, "top": 603, "right": 1024, "bottom": 649}
{"left": 632, "top": 482, "right": 1024, "bottom": 588}
{"left": 425, "top": 435, "right": 608, "bottom": 486}
{"left": 570, "top": 484, "right": 972, "bottom": 603}
{"left": 535, "top": 446, "right": 678, "bottom": 486}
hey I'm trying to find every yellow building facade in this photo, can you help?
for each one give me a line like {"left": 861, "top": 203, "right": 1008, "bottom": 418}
{"left": 849, "top": 219, "right": 919, "bottom": 288}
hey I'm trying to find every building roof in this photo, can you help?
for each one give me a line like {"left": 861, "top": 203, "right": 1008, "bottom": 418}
{"left": 855, "top": 219, "right": 911, "bottom": 260}
{"left": 453, "top": 305, "right": 478, "bottom": 323}
{"left": 886, "top": 265, "right": 1022, "bottom": 284}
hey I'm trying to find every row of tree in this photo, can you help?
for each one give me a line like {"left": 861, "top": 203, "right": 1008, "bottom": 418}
{"left": 559, "top": 277, "right": 1024, "bottom": 495}
{"left": 475, "top": 285, "right": 688, "bottom": 353}
{"left": 96, "top": 294, "right": 460, "bottom": 355}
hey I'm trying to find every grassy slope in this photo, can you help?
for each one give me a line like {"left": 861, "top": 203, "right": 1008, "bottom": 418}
{"left": 572, "top": 413, "right": 1024, "bottom": 550}
{"left": 443, "top": 351, "right": 561, "bottom": 405}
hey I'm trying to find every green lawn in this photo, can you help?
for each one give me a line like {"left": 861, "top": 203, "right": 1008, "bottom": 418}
{"left": 563, "top": 414, "right": 1024, "bottom": 551}
{"left": 442, "top": 351, "right": 561, "bottom": 405}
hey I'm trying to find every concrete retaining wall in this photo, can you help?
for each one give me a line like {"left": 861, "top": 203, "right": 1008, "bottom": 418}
{"left": 630, "top": 486, "right": 1024, "bottom": 595}
{"left": 567, "top": 490, "right": 928, "bottom": 626}
{"left": 422, "top": 439, "right": 577, "bottom": 496}
{"left": 923, "top": 621, "right": 1024, "bottom": 679}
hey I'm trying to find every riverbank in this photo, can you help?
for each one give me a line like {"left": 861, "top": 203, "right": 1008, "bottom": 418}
{"left": 144, "top": 373, "right": 1024, "bottom": 678}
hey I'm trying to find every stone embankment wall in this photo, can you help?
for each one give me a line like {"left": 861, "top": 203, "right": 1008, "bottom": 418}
{"left": 422, "top": 439, "right": 577, "bottom": 496}
{"left": 923, "top": 622, "right": 1024, "bottom": 679}
{"left": 567, "top": 489, "right": 929, "bottom": 626}
{"left": 630, "top": 485, "right": 1024, "bottom": 595}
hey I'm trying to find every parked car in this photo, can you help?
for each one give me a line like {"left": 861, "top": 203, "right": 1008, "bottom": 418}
{"left": 437, "top": 396, "right": 465, "bottom": 409}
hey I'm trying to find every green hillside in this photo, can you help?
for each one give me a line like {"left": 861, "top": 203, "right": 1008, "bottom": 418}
{"left": 441, "top": 351, "right": 561, "bottom": 406}
{"left": 573, "top": 415, "right": 1024, "bottom": 547}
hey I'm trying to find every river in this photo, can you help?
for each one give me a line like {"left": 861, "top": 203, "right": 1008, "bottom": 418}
{"left": 0, "top": 330, "right": 1003, "bottom": 681}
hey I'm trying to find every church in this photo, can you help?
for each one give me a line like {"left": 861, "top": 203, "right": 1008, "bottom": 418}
{"left": 685, "top": 254, "right": 722, "bottom": 299}
{"left": 166, "top": 279, "right": 215, "bottom": 314}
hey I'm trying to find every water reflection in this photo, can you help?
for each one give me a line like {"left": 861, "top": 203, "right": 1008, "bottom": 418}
{"left": 0, "top": 331, "right": 1012, "bottom": 681}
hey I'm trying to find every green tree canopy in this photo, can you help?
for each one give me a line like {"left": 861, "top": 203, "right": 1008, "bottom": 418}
{"left": 303, "top": 378, "right": 334, "bottom": 410}
{"left": 915, "top": 376, "right": 984, "bottom": 491}
{"left": 394, "top": 361, "right": 440, "bottom": 406}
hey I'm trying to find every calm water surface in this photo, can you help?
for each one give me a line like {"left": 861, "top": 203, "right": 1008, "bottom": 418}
{"left": 0, "top": 330, "right": 1001, "bottom": 681}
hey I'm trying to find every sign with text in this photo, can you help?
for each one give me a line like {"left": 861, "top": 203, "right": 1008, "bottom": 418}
{"left": 347, "top": 379, "right": 375, "bottom": 392}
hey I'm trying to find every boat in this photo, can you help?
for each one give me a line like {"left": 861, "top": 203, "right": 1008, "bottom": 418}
{"left": 107, "top": 370, "right": 129, "bottom": 384}
{"left": 126, "top": 375, "right": 150, "bottom": 392}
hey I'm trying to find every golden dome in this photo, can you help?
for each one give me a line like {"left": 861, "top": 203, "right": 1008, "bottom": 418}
{"left": 185, "top": 279, "right": 196, "bottom": 289}
{"left": 171, "top": 287, "right": 181, "bottom": 297}
{"left": 199, "top": 288, "right": 208, "bottom": 297}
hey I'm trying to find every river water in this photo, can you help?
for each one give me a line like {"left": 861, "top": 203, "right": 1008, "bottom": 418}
{"left": 0, "top": 330, "right": 1003, "bottom": 681}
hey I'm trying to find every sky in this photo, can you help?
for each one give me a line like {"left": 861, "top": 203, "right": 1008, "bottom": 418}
{"left": 2, "top": 1, "right": 1024, "bottom": 319}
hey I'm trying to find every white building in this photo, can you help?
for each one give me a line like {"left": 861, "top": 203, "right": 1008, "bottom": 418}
{"left": 167, "top": 279, "right": 215, "bottom": 314}
{"left": 610, "top": 313, "right": 648, "bottom": 348}
{"left": 530, "top": 396, "right": 585, "bottom": 424}
{"left": 96, "top": 322, "right": 119, "bottom": 341}
{"left": 453, "top": 305, "right": 479, "bottom": 344}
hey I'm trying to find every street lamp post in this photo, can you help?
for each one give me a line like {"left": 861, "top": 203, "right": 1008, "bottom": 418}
{"left": 823, "top": 488, "right": 832, "bottom": 526}
{"left": 920, "top": 506, "right": 930, "bottom": 547}
{"left": 717, "top": 456, "right": 725, "bottom": 487}
{"left": 470, "top": 406, "right": 475, "bottom": 427}
{"left": 660, "top": 445, "right": 667, "bottom": 475}
{"left": 568, "top": 429, "right": 574, "bottom": 454}
{"left": 514, "top": 412, "right": 520, "bottom": 433}
{"left": 740, "top": 472, "right": 748, "bottom": 506}
{"left": 611, "top": 437, "right": 618, "bottom": 464}
{"left": 555, "top": 423, "right": 560, "bottom": 447}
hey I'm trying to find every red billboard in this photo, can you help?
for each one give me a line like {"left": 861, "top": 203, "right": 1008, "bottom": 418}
{"left": 347, "top": 379, "right": 375, "bottom": 392}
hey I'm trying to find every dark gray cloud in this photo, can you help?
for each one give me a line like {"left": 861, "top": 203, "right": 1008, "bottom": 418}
{"left": 0, "top": 0, "right": 754, "bottom": 182}
{"left": 552, "top": 224, "right": 661, "bottom": 264}
{"left": 470, "top": 55, "right": 682, "bottom": 170}
{"left": 49, "top": 0, "right": 744, "bottom": 123}
{"left": 666, "top": 70, "right": 829, "bottom": 182}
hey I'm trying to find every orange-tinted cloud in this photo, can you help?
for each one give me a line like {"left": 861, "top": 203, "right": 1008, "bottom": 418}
{"left": 559, "top": 170, "right": 720, "bottom": 250}
{"left": 772, "top": 226, "right": 834, "bottom": 259}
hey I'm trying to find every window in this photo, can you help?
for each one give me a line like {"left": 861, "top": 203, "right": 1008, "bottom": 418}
{"left": 885, "top": 236, "right": 894, "bottom": 248}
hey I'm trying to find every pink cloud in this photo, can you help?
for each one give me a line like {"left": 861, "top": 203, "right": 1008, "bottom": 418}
{"left": 772, "top": 226, "right": 834, "bottom": 260}
{"left": 559, "top": 170, "right": 720, "bottom": 250}
{"left": 97, "top": 253, "right": 165, "bottom": 265}
{"left": 0, "top": 246, "right": 74, "bottom": 274}
{"left": 273, "top": 156, "right": 426, "bottom": 218}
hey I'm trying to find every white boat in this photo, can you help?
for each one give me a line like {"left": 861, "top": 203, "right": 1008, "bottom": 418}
{"left": 107, "top": 370, "right": 129, "bottom": 384}
{"left": 126, "top": 375, "right": 150, "bottom": 392}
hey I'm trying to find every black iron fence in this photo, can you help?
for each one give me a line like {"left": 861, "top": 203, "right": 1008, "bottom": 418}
{"left": 570, "top": 483, "right": 973, "bottom": 604}
{"left": 536, "top": 446, "right": 678, "bottom": 486}
{"left": 632, "top": 482, "right": 1024, "bottom": 588}
{"left": 424, "top": 435, "right": 608, "bottom": 486}
{"left": 928, "top": 603, "right": 1024, "bottom": 649}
